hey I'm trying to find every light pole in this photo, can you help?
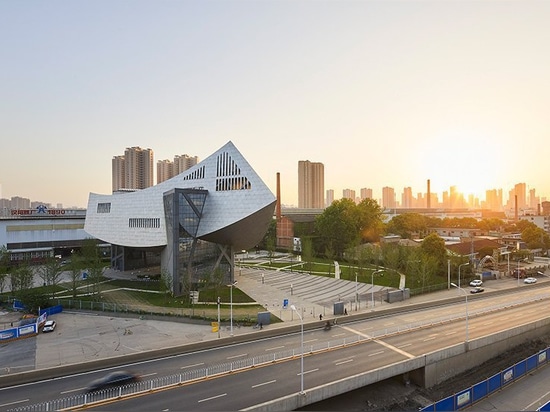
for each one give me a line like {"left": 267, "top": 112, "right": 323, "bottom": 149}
{"left": 371, "top": 269, "right": 384, "bottom": 309}
{"left": 458, "top": 262, "right": 469, "bottom": 289}
{"left": 228, "top": 281, "right": 237, "bottom": 336}
{"left": 517, "top": 257, "right": 528, "bottom": 286}
{"left": 290, "top": 304, "right": 304, "bottom": 395}
{"left": 355, "top": 272, "right": 358, "bottom": 310}
{"left": 217, "top": 296, "right": 221, "bottom": 339}
{"left": 451, "top": 282, "right": 469, "bottom": 343}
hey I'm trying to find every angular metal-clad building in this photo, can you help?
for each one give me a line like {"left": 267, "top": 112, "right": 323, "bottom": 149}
{"left": 85, "top": 141, "right": 276, "bottom": 296}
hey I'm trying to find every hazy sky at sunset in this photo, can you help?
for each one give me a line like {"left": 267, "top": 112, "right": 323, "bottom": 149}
{"left": 2, "top": 1, "right": 550, "bottom": 208}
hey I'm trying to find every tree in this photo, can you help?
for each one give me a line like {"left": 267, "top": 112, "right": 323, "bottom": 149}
{"left": 314, "top": 199, "right": 361, "bottom": 259}
{"left": 521, "top": 223, "right": 550, "bottom": 250}
{"left": 356, "top": 198, "right": 385, "bottom": 242}
{"left": 301, "top": 237, "right": 314, "bottom": 274}
{"left": 419, "top": 233, "right": 447, "bottom": 276}
{"left": 66, "top": 254, "right": 85, "bottom": 299}
{"left": 10, "top": 262, "right": 34, "bottom": 295}
{"left": 385, "top": 213, "right": 428, "bottom": 239}
{"left": 79, "top": 238, "right": 107, "bottom": 300}
{"left": 38, "top": 257, "right": 65, "bottom": 298}
{"left": 0, "top": 246, "right": 10, "bottom": 294}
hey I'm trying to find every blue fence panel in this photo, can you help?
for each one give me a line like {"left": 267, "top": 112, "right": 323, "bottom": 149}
{"left": 472, "top": 380, "right": 488, "bottom": 401}
{"left": 502, "top": 366, "right": 514, "bottom": 387}
{"left": 487, "top": 372, "right": 501, "bottom": 394}
{"left": 526, "top": 354, "right": 538, "bottom": 372}
{"left": 40, "top": 305, "right": 63, "bottom": 316}
{"left": 514, "top": 360, "right": 527, "bottom": 379}
{"left": 455, "top": 388, "right": 472, "bottom": 410}
{"left": 434, "top": 395, "right": 455, "bottom": 411}
{"left": 419, "top": 403, "right": 435, "bottom": 411}
{"left": 0, "top": 328, "right": 18, "bottom": 342}
{"left": 537, "top": 399, "right": 550, "bottom": 411}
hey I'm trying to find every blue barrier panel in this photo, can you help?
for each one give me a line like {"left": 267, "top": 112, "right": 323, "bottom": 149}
{"left": 455, "top": 388, "right": 472, "bottom": 410}
{"left": 514, "top": 360, "right": 527, "bottom": 378}
{"left": 537, "top": 399, "right": 550, "bottom": 411}
{"left": 502, "top": 366, "right": 514, "bottom": 386}
{"left": 472, "top": 380, "right": 488, "bottom": 401}
{"left": 487, "top": 372, "right": 501, "bottom": 394}
{"left": 527, "top": 354, "right": 538, "bottom": 372}
{"left": 0, "top": 328, "right": 18, "bottom": 342}
{"left": 435, "top": 395, "right": 455, "bottom": 411}
{"left": 40, "top": 305, "right": 63, "bottom": 316}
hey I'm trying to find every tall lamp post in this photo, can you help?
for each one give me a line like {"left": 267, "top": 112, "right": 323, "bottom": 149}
{"left": 290, "top": 304, "right": 305, "bottom": 395}
{"left": 228, "top": 281, "right": 237, "bottom": 336}
{"left": 217, "top": 296, "right": 221, "bottom": 339}
{"left": 355, "top": 272, "right": 358, "bottom": 310}
{"left": 458, "top": 262, "right": 469, "bottom": 289}
{"left": 371, "top": 269, "right": 384, "bottom": 309}
{"left": 517, "top": 257, "right": 528, "bottom": 286}
{"left": 451, "top": 282, "right": 469, "bottom": 343}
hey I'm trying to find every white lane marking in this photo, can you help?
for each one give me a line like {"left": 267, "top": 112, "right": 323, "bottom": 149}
{"left": 397, "top": 343, "right": 411, "bottom": 348}
{"left": 0, "top": 399, "right": 29, "bottom": 408}
{"left": 61, "top": 388, "right": 83, "bottom": 394}
{"left": 335, "top": 359, "right": 354, "bottom": 366}
{"left": 332, "top": 333, "right": 346, "bottom": 337}
{"left": 140, "top": 372, "right": 157, "bottom": 378}
{"left": 198, "top": 393, "right": 227, "bottom": 403}
{"left": 303, "top": 339, "right": 318, "bottom": 344}
{"left": 265, "top": 346, "right": 285, "bottom": 351}
{"left": 252, "top": 380, "right": 277, "bottom": 388}
{"left": 368, "top": 350, "right": 385, "bottom": 357}
{"left": 227, "top": 353, "right": 247, "bottom": 360}
{"left": 340, "top": 325, "right": 416, "bottom": 359}
{"left": 445, "top": 331, "right": 457, "bottom": 335}
{"left": 181, "top": 362, "right": 204, "bottom": 369}
{"left": 299, "top": 368, "right": 319, "bottom": 376}
{"left": 423, "top": 336, "right": 437, "bottom": 341}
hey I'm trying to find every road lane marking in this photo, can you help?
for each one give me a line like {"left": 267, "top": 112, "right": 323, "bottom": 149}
{"left": 252, "top": 380, "right": 277, "bottom": 388}
{"left": 445, "top": 331, "right": 457, "bottom": 335}
{"left": 198, "top": 393, "right": 227, "bottom": 403}
{"left": 335, "top": 359, "right": 354, "bottom": 365}
{"left": 265, "top": 346, "right": 285, "bottom": 351}
{"left": 341, "top": 325, "right": 416, "bottom": 359}
{"left": 423, "top": 336, "right": 437, "bottom": 341}
{"left": 369, "top": 350, "right": 385, "bottom": 357}
{"left": 0, "top": 399, "right": 29, "bottom": 408}
{"left": 227, "top": 353, "right": 248, "bottom": 359}
{"left": 141, "top": 372, "right": 157, "bottom": 378}
{"left": 61, "top": 388, "right": 83, "bottom": 394}
{"left": 397, "top": 343, "right": 411, "bottom": 348}
{"left": 181, "top": 362, "right": 204, "bottom": 369}
{"left": 332, "top": 333, "right": 346, "bottom": 337}
{"left": 299, "top": 368, "right": 319, "bottom": 376}
{"left": 303, "top": 339, "right": 318, "bottom": 344}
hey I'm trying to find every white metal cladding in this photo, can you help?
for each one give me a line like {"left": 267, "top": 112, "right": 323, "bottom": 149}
{"left": 84, "top": 141, "right": 276, "bottom": 248}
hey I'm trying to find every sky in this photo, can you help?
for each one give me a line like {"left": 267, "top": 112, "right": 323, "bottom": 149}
{"left": 2, "top": 0, "right": 550, "bottom": 209}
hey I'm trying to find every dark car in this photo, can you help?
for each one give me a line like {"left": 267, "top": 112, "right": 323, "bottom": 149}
{"left": 470, "top": 286, "right": 485, "bottom": 294}
{"left": 85, "top": 371, "right": 140, "bottom": 393}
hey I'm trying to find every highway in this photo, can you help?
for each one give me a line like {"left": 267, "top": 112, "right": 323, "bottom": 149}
{"left": 2, "top": 284, "right": 550, "bottom": 411}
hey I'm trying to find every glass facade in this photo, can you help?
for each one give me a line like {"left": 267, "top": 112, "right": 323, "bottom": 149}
{"left": 164, "top": 188, "right": 231, "bottom": 297}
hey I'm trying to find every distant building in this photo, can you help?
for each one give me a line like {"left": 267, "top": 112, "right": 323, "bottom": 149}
{"left": 112, "top": 147, "right": 154, "bottom": 191}
{"left": 326, "top": 189, "right": 334, "bottom": 207}
{"left": 360, "top": 188, "right": 373, "bottom": 201}
{"left": 342, "top": 188, "right": 355, "bottom": 202}
{"left": 157, "top": 154, "right": 200, "bottom": 184}
{"left": 382, "top": 187, "right": 396, "bottom": 209}
{"left": 298, "top": 160, "right": 324, "bottom": 209}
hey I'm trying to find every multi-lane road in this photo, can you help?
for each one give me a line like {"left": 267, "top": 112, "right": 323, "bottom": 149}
{"left": 2, "top": 284, "right": 550, "bottom": 411}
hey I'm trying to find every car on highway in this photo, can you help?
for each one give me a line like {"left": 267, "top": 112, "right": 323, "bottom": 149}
{"left": 470, "top": 286, "right": 485, "bottom": 294}
{"left": 42, "top": 320, "right": 56, "bottom": 333}
{"left": 85, "top": 371, "right": 140, "bottom": 393}
{"left": 469, "top": 279, "right": 483, "bottom": 287}
{"left": 524, "top": 277, "right": 537, "bottom": 284}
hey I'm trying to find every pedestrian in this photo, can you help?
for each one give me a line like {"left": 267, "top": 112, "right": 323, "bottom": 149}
{"left": 259, "top": 322, "right": 263, "bottom": 330}
{"left": 344, "top": 308, "right": 348, "bottom": 315}
{"left": 319, "top": 314, "right": 323, "bottom": 321}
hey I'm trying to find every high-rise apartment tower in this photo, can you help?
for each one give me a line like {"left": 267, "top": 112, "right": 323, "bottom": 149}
{"left": 298, "top": 160, "right": 324, "bottom": 209}
{"left": 112, "top": 147, "right": 154, "bottom": 191}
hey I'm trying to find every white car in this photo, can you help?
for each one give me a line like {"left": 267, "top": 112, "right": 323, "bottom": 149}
{"left": 42, "top": 320, "right": 56, "bottom": 333}
{"left": 524, "top": 277, "right": 537, "bottom": 284}
{"left": 469, "top": 279, "right": 483, "bottom": 287}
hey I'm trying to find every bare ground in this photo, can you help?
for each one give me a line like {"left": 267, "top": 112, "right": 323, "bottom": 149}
{"left": 299, "top": 335, "right": 550, "bottom": 411}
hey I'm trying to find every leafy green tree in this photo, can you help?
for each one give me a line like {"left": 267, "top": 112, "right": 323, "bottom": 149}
{"left": 314, "top": 199, "right": 361, "bottom": 259}
{"left": 10, "top": 263, "right": 34, "bottom": 295}
{"left": 38, "top": 257, "right": 65, "bottom": 298}
{"left": 419, "top": 233, "right": 447, "bottom": 276}
{"left": 356, "top": 198, "right": 385, "bottom": 242}
{"left": 521, "top": 223, "right": 550, "bottom": 250}
{"left": 79, "top": 238, "right": 107, "bottom": 300}
{"left": 258, "top": 218, "right": 276, "bottom": 250}
{"left": 386, "top": 213, "right": 428, "bottom": 239}
{"left": 66, "top": 254, "right": 85, "bottom": 299}
{"left": 16, "top": 288, "right": 50, "bottom": 314}
{"left": 0, "top": 246, "right": 10, "bottom": 293}
{"left": 301, "top": 237, "right": 314, "bottom": 274}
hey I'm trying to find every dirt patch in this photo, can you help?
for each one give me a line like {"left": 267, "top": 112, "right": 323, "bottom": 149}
{"left": 299, "top": 335, "right": 550, "bottom": 411}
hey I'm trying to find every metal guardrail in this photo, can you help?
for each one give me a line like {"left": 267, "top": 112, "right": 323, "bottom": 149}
{"left": 9, "top": 292, "right": 550, "bottom": 412}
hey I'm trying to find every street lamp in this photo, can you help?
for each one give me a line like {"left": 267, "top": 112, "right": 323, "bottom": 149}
{"left": 371, "top": 269, "right": 384, "bottom": 309}
{"left": 290, "top": 304, "right": 304, "bottom": 395}
{"left": 451, "top": 282, "right": 468, "bottom": 343}
{"left": 228, "top": 281, "right": 237, "bottom": 336}
{"left": 517, "top": 257, "right": 528, "bottom": 286}
{"left": 217, "top": 296, "right": 221, "bottom": 339}
{"left": 355, "top": 272, "right": 358, "bottom": 310}
{"left": 458, "top": 262, "right": 469, "bottom": 289}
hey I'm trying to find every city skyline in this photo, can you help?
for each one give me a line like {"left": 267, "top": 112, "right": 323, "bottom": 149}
{"left": 2, "top": 1, "right": 550, "bottom": 208}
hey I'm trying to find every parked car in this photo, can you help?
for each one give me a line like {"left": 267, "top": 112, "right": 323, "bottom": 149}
{"left": 42, "top": 320, "right": 56, "bottom": 333}
{"left": 85, "top": 371, "right": 140, "bottom": 393}
{"left": 470, "top": 286, "right": 485, "bottom": 294}
{"left": 524, "top": 277, "right": 537, "bottom": 284}
{"left": 469, "top": 279, "right": 483, "bottom": 287}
